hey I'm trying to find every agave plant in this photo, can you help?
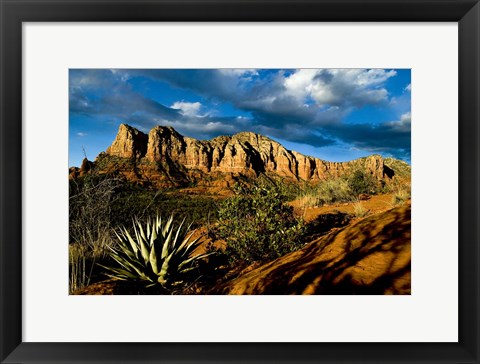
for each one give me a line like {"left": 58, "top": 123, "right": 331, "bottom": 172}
{"left": 101, "top": 215, "right": 210, "bottom": 287}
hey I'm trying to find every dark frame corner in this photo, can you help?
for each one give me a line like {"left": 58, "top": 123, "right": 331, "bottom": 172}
{"left": 1, "top": 1, "right": 479, "bottom": 363}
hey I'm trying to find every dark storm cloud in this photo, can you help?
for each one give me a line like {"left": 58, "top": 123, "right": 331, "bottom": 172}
{"left": 324, "top": 112, "right": 412, "bottom": 160}
{"left": 70, "top": 69, "right": 179, "bottom": 121}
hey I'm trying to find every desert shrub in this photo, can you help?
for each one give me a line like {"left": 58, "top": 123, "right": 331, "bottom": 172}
{"left": 69, "top": 173, "right": 122, "bottom": 245}
{"left": 347, "top": 170, "right": 379, "bottom": 196}
{"left": 69, "top": 173, "right": 123, "bottom": 292}
{"left": 316, "top": 178, "right": 354, "bottom": 205}
{"left": 215, "top": 182, "right": 306, "bottom": 263}
{"left": 110, "top": 186, "right": 218, "bottom": 229}
{"left": 296, "top": 170, "right": 381, "bottom": 209}
{"left": 296, "top": 178, "right": 354, "bottom": 208}
{"left": 94, "top": 153, "right": 137, "bottom": 172}
{"left": 101, "top": 215, "right": 210, "bottom": 288}
{"left": 264, "top": 175, "right": 302, "bottom": 201}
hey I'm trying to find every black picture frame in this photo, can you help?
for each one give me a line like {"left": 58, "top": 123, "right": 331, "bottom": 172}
{"left": 1, "top": 0, "right": 479, "bottom": 363}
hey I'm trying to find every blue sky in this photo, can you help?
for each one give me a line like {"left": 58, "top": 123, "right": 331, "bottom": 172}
{"left": 69, "top": 69, "right": 411, "bottom": 167}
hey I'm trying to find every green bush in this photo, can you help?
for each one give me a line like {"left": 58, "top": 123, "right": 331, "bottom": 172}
{"left": 101, "top": 215, "right": 211, "bottom": 288}
{"left": 215, "top": 182, "right": 306, "bottom": 264}
{"left": 316, "top": 178, "right": 354, "bottom": 205}
{"left": 347, "top": 170, "right": 379, "bottom": 196}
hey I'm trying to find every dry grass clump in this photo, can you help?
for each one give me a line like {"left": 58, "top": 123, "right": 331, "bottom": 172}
{"left": 69, "top": 243, "right": 89, "bottom": 293}
{"left": 352, "top": 201, "right": 369, "bottom": 218}
{"left": 391, "top": 182, "right": 411, "bottom": 206}
{"left": 69, "top": 231, "right": 112, "bottom": 294}
{"left": 297, "top": 193, "right": 322, "bottom": 208}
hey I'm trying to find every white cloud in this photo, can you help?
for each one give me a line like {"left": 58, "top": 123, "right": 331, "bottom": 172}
{"left": 388, "top": 112, "right": 411, "bottom": 132}
{"left": 77, "top": 132, "right": 87, "bottom": 137}
{"left": 284, "top": 69, "right": 397, "bottom": 107}
{"left": 354, "top": 68, "right": 397, "bottom": 86}
{"left": 404, "top": 83, "right": 411, "bottom": 92}
{"left": 283, "top": 69, "right": 318, "bottom": 99}
{"left": 401, "top": 111, "right": 411, "bottom": 122}
{"left": 171, "top": 101, "right": 203, "bottom": 117}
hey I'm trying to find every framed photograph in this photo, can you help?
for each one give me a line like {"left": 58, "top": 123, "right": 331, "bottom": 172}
{"left": 1, "top": 0, "right": 479, "bottom": 363}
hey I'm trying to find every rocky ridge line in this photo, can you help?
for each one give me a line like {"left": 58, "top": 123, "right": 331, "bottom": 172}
{"left": 71, "top": 124, "right": 400, "bottom": 187}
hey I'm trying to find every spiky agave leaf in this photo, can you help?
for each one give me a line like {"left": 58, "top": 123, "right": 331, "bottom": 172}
{"left": 101, "top": 214, "right": 211, "bottom": 289}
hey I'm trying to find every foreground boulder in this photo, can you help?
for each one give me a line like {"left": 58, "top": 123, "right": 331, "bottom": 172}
{"left": 218, "top": 204, "right": 411, "bottom": 295}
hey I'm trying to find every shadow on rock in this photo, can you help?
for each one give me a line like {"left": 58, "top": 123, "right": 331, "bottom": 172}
{"left": 217, "top": 204, "right": 411, "bottom": 295}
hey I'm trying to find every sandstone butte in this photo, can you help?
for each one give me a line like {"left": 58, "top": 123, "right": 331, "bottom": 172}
{"left": 69, "top": 123, "right": 407, "bottom": 188}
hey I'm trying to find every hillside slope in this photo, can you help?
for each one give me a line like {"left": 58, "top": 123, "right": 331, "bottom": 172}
{"left": 217, "top": 203, "right": 411, "bottom": 295}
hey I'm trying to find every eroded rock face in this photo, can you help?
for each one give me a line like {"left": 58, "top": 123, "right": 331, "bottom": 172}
{"left": 92, "top": 123, "right": 392, "bottom": 187}
{"left": 79, "top": 158, "right": 94, "bottom": 176}
{"left": 366, "top": 155, "right": 385, "bottom": 179}
{"left": 106, "top": 124, "right": 148, "bottom": 159}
